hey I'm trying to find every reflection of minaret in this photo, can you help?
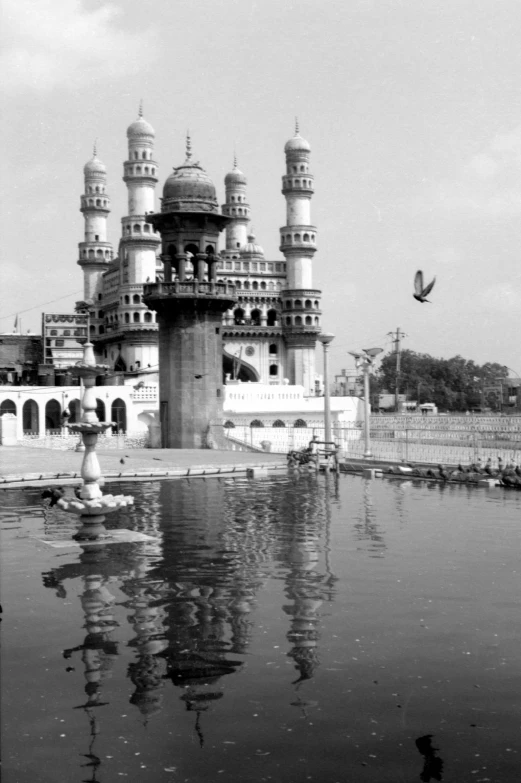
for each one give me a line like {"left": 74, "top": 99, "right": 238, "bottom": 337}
{"left": 124, "top": 565, "right": 168, "bottom": 722}
{"left": 278, "top": 476, "right": 336, "bottom": 687}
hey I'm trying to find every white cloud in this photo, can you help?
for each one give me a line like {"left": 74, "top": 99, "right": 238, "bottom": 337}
{"left": 1, "top": 0, "right": 158, "bottom": 92}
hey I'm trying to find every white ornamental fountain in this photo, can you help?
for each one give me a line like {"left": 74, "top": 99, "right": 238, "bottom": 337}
{"left": 56, "top": 342, "right": 134, "bottom": 541}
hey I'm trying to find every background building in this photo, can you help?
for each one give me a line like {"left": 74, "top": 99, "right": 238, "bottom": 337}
{"left": 76, "top": 112, "right": 322, "bottom": 394}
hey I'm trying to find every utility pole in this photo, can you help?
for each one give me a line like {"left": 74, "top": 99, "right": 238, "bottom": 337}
{"left": 388, "top": 327, "right": 406, "bottom": 412}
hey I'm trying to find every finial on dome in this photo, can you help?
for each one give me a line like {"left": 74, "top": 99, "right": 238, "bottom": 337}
{"left": 93, "top": 139, "right": 98, "bottom": 157}
{"left": 233, "top": 149, "right": 238, "bottom": 169}
{"left": 247, "top": 228, "right": 255, "bottom": 242}
{"left": 138, "top": 99, "right": 143, "bottom": 118}
{"left": 186, "top": 130, "right": 192, "bottom": 162}
{"left": 295, "top": 116, "right": 300, "bottom": 135}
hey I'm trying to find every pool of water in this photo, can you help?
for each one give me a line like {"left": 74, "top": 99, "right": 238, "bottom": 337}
{"left": 1, "top": 473, "right": 520, "bottom": 782}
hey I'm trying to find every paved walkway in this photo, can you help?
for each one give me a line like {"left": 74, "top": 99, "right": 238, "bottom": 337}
{"left": 0, "top": 446, "right": 287, "bottom": 488}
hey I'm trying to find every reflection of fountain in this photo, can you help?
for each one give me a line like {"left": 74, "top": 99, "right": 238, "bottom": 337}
{"left": 55, "top": 342, "right": 134, "bottom": 542}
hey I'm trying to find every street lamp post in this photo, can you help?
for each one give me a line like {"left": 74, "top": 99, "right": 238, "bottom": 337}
{"left": 348, "top": 347, "right": 383, "bottom": 459}
{"left": 318, "top": 333, "right": 335, "bottom": 449}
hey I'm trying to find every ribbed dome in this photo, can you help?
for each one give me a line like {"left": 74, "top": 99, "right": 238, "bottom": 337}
{"left": 162, "top": 161, "right": 219, "bottom": 212}
{"left": 284, "top": 132, "right": 311, "bottom": 153}
{"left": 240, "top": 232, "right": 264, "bottom": 257}
{"left": 84, "top": 155, "right": 106, "bottom": 175}
{"left": 127, "top": 116, "right": 155, "bottom": 139}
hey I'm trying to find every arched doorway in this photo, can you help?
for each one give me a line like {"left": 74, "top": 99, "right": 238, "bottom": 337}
{"left": 22, "top": 399, "right": 39, "bottom": 433}
{"left": 45, "top": 399, "right": 61, "bottom": 431}
{"left": 68, "top": 398, "right": 81, "bottom": 423}
{"left": 0, "top": 399, "right": 16, "bottom": 416}
{"left": 96, "top": 399, "right": 106, "bottom": 422}
{"left": 111, "top": 398, "right": 127, "bottom": 433}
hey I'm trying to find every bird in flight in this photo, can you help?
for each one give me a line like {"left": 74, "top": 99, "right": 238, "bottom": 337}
{"left": 413, "top": 270, "right": 436, "bottom": 303}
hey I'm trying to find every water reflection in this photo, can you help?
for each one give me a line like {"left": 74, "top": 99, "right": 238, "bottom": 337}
{"left": 354, "top": 480, "right": 387, "bottom": 556}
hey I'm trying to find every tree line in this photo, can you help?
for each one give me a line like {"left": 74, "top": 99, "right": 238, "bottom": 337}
{"left": 374, "top": 350, "right": 509, "bottom": 412}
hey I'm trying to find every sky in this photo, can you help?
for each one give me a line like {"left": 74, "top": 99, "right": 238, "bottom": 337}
{"left": 1, "top": 0, "right": 521, "bottom": 380}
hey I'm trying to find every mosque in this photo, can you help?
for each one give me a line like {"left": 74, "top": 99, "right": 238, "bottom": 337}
{"left": 78, "top": 107, "right": 322, "bottom": 396}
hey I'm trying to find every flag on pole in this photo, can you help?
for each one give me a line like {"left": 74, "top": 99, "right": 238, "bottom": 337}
{"left": 13, "top": 314, "right": 19, "bottom": 332}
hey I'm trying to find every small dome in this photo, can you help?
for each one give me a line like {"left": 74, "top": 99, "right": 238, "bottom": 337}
{"left": 284, "top": 132, "right": 311, "bottom": 154}
{"left": 84, "top": 155, "right": 106, "bottom": 175}
{"left": 240, "top": 232, "right": 264, "bottom": 257}
{"left": 225, "top": 160, "right": 247, "bottom": 186}
{"left": 127, "top": 116, "right": 155, "bottom": 139}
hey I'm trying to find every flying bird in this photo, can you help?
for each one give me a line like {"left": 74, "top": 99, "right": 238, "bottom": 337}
{"left": 413, "top": 270, "right": 436, "bottom": 303}
{"left": 194, "top": 374, "right": 209, "bottom": 379}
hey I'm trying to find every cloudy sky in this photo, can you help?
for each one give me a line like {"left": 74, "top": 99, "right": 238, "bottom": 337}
{"left": 2, "top": 0, "right": 520, "bottom": 378}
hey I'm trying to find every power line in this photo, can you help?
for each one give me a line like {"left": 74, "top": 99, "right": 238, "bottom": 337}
{"left": 387, "top": 327, "right": 407, "bottom": 411}
{"left": 0, "top": 290, "right": 84, "bottom": 322}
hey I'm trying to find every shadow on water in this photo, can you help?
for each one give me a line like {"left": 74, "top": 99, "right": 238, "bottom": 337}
{"left": 415, "top": 734, "right": 444, "bottom": 782}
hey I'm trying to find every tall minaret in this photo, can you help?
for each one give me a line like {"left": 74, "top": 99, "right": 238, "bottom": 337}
{"left": 122, "top": 103, "right": 160, "bottom": 283}
{"left": 78, "top": 143, "right": 113, "bottom": 303}
{"left": 221, "top": 156, "right": 250, "bottom": 252}
{"left": 280, "top": 121, "right": 321, "bottom": 393}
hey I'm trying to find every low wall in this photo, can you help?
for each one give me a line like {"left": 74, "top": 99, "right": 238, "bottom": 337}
{"left": 20, "top": 430, "right": 150, "bottom": 451}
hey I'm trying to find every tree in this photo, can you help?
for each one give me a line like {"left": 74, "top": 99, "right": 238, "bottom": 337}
{"left": 374, "top": 350, "right": 508, "bottom": 412}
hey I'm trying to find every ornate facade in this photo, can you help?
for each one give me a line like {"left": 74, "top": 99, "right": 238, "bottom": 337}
{"left": 78, "top": 112, "right": 322, "bottom": 394}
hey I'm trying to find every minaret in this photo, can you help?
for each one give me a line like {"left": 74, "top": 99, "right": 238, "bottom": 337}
{"left": 78, "top": 143, "right": 113, "bottom": 303}
{"left": 221, "top": 156, "right": 250, "bottom": 251}
{"left": 122, "top": 103, "right": 160, "bottom": 283}
{"left": 280, "top": 120, "right": 321, "bottom": 393}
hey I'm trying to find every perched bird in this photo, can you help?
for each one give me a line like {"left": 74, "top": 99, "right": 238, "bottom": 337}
{"left": 41, "top": 487, "right": 65, "bottom": 507}
{"left": 413, "top": 270, "right": 436, "bottom": 303}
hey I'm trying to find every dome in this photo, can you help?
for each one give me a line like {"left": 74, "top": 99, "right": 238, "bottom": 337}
{"left": 127, "top": 116, "right": 155, "bottom": 139}
{"left": 83, "top": 155, "right": 106, "bottom": 175}
{"left": 225, "top": 159, "right": 247, "bottom": 186}
{"left": 284, "top": 132, "right": 311, "bottom": 154}
{"left": 240, "top": 232, "right": 264, "bottom": 257}
{"left": 162, "top": 161, "right": 218, "bottom": 212}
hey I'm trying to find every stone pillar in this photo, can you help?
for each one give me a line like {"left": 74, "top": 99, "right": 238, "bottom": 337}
{"left": 0, "top": 413, "right": 17, "bottom": 446}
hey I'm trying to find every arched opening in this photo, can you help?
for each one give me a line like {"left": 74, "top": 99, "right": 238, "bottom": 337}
{"left": 269, "top": 364, "right": 278, "bottom": 376}
{"left": 90, "top": 324, "right": 96, "bottom": 334}
{"left": 114, "top": 355, "right": 127, "bottom": 372}
{"left": 68, "top": 399, "right": 81, "bottom": 423}
{"left": 269, "top": 343, "right": 278, "bottom": 354}
{"left": 133, "top": 294, "right": 141, "bottom": 304}
{"left": 243, "top": 281, "right": 250, "bottom": 291}
{"left": 144, "top": 312, "right": 152, "bottom": 322}
{"left": 267, "top": 309, "right": 277, "bottom": 326}
{"left": 111, "top": 398, "right": 127, "bottom": 433}
{"left": 305, "top": 316, "right": 312, "bottom": 325}
{"left": 124, "top": 295, "right": 130, "bottom": 304}
{"left": 95, "top": 399, "right": 106, "bottom": 422}
{"left": 234, "top": 308, "right": 246, "bottom": 325}
{"left": 99, "top": 325, "right": 105, "bottom": 334}
{"left": 295, "top": 299, "right": 302, "bottom": 308}
{"left": 133, "top": 224, "right": 141, "bottom": 232}
{"left": 45, "top": 399, "right": 61, "bottom": 431}
{"left": 0, "top": 399, "right": 16, "bottom": 415}
{"left": 294, "top": 419, "right": 307, "bottom": 428}
{"left": 124, "top": 313, "right": 130, "bottom": 323}
{"left": 22, "top": 399, "right": 38, "bottom": 433}
{"left": 295, "top": 315, "right": 303, "bottom": 325}
{"left": 133, "top": 312, "right": 140, "bottom": 323}
{"left": 305, "top": 299, "right": 312, "bottom": 309}
{"left": 142, "top": 151, "right": 147, "bottom": 159}
{"left": 184, "top": 243, "right": 199, "bottom": 257}
{"left": 250, "top": 309, "right": 261, "bottom": 325}
{"left": 250, "top": 419, "right": 264, "bottom": 428}
{"left": 224, "top": 420, "right": 235, "bottom": 428}
{"left": 273, "top": 419, "right": 285, "bottom": 427}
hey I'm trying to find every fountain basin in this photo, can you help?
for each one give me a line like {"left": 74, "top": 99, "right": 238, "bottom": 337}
{"left": 57, "top": 494, "right": 134, "bottom": 515}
